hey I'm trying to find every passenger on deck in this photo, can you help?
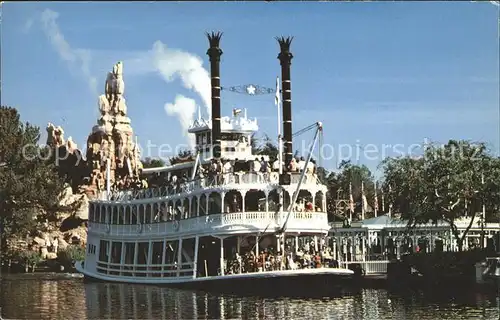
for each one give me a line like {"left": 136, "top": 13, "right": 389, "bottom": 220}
{"left": 272, "top": 157, "right": 281, "bottom": 172}
{"left": 223, "top": 159, "right": 232, "bottom": 174}
{"left": 306, "top": 159, "right": 315, "bottom": 174}
{"left": 288, "top": 158, "right": 298, "bottom": 172}
{"left": 298, "top": 156, "right": 306, "bottom": 172}
{"left": 233, "top": 158, "right": 243, "bottom": 172}
{"left": 253, "top": 158, "right": 261, "bottom": 173}
{"left": 260, "top": 157, "right": 268, "bottom": 173}
{"left": 305, "top": 201, "right": 313, "bottom": 212}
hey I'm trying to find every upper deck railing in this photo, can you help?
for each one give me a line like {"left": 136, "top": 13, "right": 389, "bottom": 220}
{"left": 97, "top": 171, "right": 323, "bottom": 203}
{"left": 88, "top": 210, "right": 329, "bottom": 237}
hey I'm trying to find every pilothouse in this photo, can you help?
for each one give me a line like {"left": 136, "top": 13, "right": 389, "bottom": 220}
{"left": 76, "top": 32, "right": 354, "bottom": 295}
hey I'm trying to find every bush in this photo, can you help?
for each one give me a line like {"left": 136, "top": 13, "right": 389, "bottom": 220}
{"left": 57, "top": 245, "right": 85, "bottom": 268}
{"left": 17, "top": 250, "right": 43, "bottom": 272}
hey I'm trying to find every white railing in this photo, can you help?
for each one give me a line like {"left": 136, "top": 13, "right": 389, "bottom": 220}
{"left": 341, "top": 260, "right": 390, "bottom": 274}
{"left": 98, "top": 172, "right": 322, "bottom": 202}
{"left": 88, "top": 211, "right": 329, "bottom": 237}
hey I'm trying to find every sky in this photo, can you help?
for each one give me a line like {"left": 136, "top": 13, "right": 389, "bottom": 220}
{"left": 2, "top": 2, "right": 499, "bottom": 177}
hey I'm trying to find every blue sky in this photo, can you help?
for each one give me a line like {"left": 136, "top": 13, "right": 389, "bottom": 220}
{"left": 2, "top": 2, "right": 499, "bottom": 176}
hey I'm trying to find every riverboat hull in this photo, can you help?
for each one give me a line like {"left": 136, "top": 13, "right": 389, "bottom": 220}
{"left": 76, "top": 261, "right": 354, "bottom": 297}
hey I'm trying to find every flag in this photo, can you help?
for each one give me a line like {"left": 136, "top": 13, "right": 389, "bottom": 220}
{"left": 275, "top": 76, "right": 281, "bottom": 107}
{"left": 362, "top": 194, "right": 368, "bottom": 214}
{"left": 361, "top": 181, "right": 367, "bottom": 220}
{"left": 349, "top": 182, "right": 354, "bottom": 213}
{"left": 388, "top": 184, "right": 393, "bottom": 217}
{"left": 232, "top": 108, "right": 242, "bottom": 117}
{"left": 381, "top": 189, "right": 385, "bottom": 212}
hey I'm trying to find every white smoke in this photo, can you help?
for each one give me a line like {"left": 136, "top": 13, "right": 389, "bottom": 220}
{"left": 149, "top": 41, "right": 211, "bottom": 147}
{"left": 39, "top": 9, "right": 98, "bottom": 95}
{"left": 34, "top": 8, "right": 212, "bottom": 147}
{"left": 165, "top": 95, "right": 197, "bottom": 147}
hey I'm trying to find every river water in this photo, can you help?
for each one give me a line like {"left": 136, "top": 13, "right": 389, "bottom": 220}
{"left": 0, "top": 273, "right": 499, "bottom": 320}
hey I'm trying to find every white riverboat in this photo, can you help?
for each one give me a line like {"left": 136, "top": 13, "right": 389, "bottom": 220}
{"left": 76, "top": 32, "right": 354, "bottom": 295}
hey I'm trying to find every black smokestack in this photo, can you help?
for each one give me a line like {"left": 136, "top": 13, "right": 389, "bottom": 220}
{"left": 276, "top": 36, "right": 294, "bottom": 166}
{"left": 206, "top": 31, "right": 223, "bottom": 159}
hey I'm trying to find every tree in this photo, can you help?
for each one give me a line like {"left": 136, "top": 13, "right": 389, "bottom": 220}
{"left": 382, "top": 140, "right": 500, "bottom": 251}
{"left": 335, "top": 161, "right": 376, "bottom": 218}
{"left": 142, "top": 157, "right": 166, "bottom": 169}
{"left": 257, "top": 134, "right": 279, "bottom": 159}
{"left": 249, "top": 133, "right": 279, "bottom": 159}
{"left": 0, "top": 107, "right": 66, "bottom": 253}
{"left": 169, "top": 149, "right": 194, "bottom": 165}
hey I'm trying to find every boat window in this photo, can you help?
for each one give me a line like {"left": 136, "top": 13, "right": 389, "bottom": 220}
{"left": 138, "top": 205, "right": 145, "bottom": 224}
{"left": 164, "top": 241, "right": 178, "bottom": 264}
{"left": 124, "top": 206, "right": 131, "bottom": 224}
{"left": 112, "top": 206, "right": 118, "bottom": 224}
{"left": 137, "top": 242, "right": 149, "bottom": 265}
{"left": 118, "top": 206, "right": 124, "bottom": 224}
{"left": 89, "top": 204, "right": 95, "bottom": 222}
{"left": 123, "top": 242, "right": 135, "bottom": 266}
{"left": 151, "top": 241, "right": 163, "bottom": 265}
{"left": 199, "top": 196, "right": 207, "bottom": 215}
{"left": 191, "top": 197, "right": 198, "bottom": 217}
{"left": 152, "top": 203, "right": 159, "bottom": 222}
{"left": 110, "top": 242, "right": 122, "bottom": 264}
{"left": 221, "top": 133, "right": 241, "bottom": 141}
{"left": 183, "top": 199, "right": 190, "bottom": 219}
{"left": 98, "top": 240, "right": 109, "bottom": 263}
{"left": 131, "top": 206, "right": 138, "bottom": 224}
{"left": 99, "top": 206, "right": 106, "bottom": 223}
{"left": 95, "top": 205, "right": 101, "bottom": 223}
{"left": 144, "top": 204, "right": 151, "bottom": 224}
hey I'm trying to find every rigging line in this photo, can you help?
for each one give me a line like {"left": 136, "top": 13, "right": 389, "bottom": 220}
{"left": 279, "top": 123, "right": 322, "bottom": 233}
{"left": 292, "top": 123, "right": 317, "bottom": 137}
{"left": 250, "top": 203, "right": 283, "bottom": 253}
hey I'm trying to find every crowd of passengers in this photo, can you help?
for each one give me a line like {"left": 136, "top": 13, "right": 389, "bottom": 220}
{"left": 146, "top": 156, "right": 318, "bottom": 193}
{"left": 223, "top": 242, "right": 338, "bottom": 275}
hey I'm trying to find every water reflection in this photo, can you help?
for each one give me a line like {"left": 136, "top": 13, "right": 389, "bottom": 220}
{"left": 1, "top": 274, "right": 499, "bottom": 320}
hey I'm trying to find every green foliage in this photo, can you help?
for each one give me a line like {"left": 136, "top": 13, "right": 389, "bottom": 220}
{"left": 57, "top": 245, "right": 85, "bottom": 265}
{"left": 382, "top": 140, "right": 500, "bottom": 251}
{"left": 255, "top": 134, "right": 279, "bottom": 160}
{"left": 142, "top": 157, "right": 166, "bottom": 168}
{"left": 0, "top": 106, "right": 65, "bottom": 253}
{"left": 17, "top": 250, "right": 43, "bottom": 270}
{"left": 328, "top": 161, "right": 377, "bottom": 217}
{"left": 250, "top": 133, "right": 279, "bottom": 159}
{"left": 169, "top": 149, "right": 194, "bottom": 165}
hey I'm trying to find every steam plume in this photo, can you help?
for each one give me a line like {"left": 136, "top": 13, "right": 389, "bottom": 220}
{"left": 165, "top": 95, "right": 197, "bottom": 147}
{"left": 150, "top": 41, "right": 211, "bottom": 146}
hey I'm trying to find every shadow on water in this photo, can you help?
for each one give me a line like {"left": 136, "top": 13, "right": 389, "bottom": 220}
{"left": 0, "top": 273, "right": 499, "bottom": 320}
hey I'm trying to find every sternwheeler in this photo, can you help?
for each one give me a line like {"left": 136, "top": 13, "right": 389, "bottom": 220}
{"left": 76, "top": 32, "right": 354, "bottom": 296}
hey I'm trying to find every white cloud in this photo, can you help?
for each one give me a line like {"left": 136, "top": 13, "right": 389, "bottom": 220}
{"left": 39, "top": 9, "right": 98, "bottom": 95}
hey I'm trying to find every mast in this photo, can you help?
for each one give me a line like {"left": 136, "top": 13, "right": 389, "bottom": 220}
{"left": 206, "top": 32, "right": 223, "bottom": 159}
{"left": 276, "top": 76, "right": 284, "bottom": 216}
{"left": 276, "top": 36, "right": 294, "bottom": 167}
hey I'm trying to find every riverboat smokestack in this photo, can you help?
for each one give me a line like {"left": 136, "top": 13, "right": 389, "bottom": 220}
{"left": 206, "top": 31, "right": 223, "bottom": 159}
{"left": 276, "top": 36, "right": 294, "bottom": 166}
